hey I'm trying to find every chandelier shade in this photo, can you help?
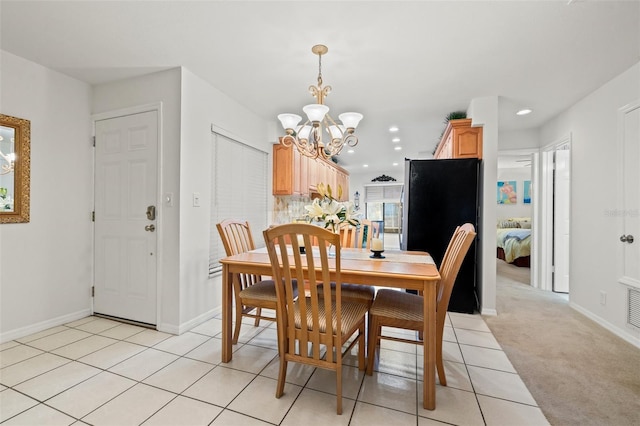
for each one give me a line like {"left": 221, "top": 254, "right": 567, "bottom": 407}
{"left": 302, "top": 104, "right": 330, "bottom": 123}
{"left": 277, "top": 113, "right": 302, "bottom": 131}
{"left": 277, "top": 44, "right": 363, "bottom": 159}
{"left": 338, "top": 112, "right": 363, "bottom": 129}
{"left": 298, "top": 125, "right": 312, "bottom": 140}
{"left": 328, "top": 125, "right": 343, "bottom": 140}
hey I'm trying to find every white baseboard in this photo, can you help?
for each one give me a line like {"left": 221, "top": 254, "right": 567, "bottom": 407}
{"left": 156, "top": 307, "right": 222, "bottom": 335}
{"left": 156, "top": 322, "right": 180, "bottom": 335}
{"left": 1, "top": 306, "right": 226, "bottom": 343}
{"left": 569, "top": 302, "right": 640, "bottom": 350}
{"left": 481, "top": 307, "right": 498, "bottom": 316}
{"left": 0, "top": 309, "right": 91, "bottom": 344}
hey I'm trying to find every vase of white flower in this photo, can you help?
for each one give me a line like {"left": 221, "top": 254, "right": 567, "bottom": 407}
{"left": 304, "top": 183, "right": 360, "bottom": 256}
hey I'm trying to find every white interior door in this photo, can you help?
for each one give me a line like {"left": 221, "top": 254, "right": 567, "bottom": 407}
{"left": 538, "top": 139, "right": 570, "bottom": 293}
{"left": 619, "top": 103, "right": 640, "bottom": 288}
{"left": 94, "top": 110, "right": 158, "bottom": 325}
{"left": 539, "top": 149, "right": 555, "bottom": 291}
{"left": 553, "top": 147, "right": 571, "bottom": 293}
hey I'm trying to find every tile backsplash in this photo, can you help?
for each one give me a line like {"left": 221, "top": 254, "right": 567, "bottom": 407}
{"left": 273, "top": 195, "right": 312, "bottom": 224}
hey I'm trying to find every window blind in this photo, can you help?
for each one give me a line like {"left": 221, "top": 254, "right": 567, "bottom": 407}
{"left": 209, "top": 132, "right": 268, "bottom": 276}
{"left": 364, "top": 183, "right": 403, "bottom": 203}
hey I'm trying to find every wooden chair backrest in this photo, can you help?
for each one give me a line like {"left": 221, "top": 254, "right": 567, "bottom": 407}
{"left": 216, "top": 219, "right": 256, "bottom": 256}
{"left": 263, "top": 223, "right": 343, "bottom": 366}
{"left": 216, "top": 219, "right": 261, "bottom": 290}
{"left": 437, "top": 223, "right": 476, "bottom": 326}
{"left": 358, "top": 219, "right": 373, "bottom": 249}
{"left": 338, "top": 219, "right": 373, "bottom": 249}
{"left": 339, "top": 223, "right": 357, "bottom": 248}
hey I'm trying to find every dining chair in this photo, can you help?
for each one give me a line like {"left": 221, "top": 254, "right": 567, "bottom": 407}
{"left": 333, "top": 221, "right": 376, "bottom": 307}
{"left": 340, "top": 219, "right": 373, "bottom": 250}
{"left": 263, "top": 223, "right": 368, "bottom": 415}
{"left": 216, "top": 219, "right": 297, "bottom": 345}
{"left": 338, "top": 222, "right": 358, "bottom": 249}
{"left": 365, "top": 223, "right": 476, "bottom": 386}
{"left": 358, "top": 218, "right": 374, "bottom": 250}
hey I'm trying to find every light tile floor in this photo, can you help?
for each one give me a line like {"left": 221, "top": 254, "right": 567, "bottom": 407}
{"left": 0, "top": 313, "right": 550, "bottom": 425}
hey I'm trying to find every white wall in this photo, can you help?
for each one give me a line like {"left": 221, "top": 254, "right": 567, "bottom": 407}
{"left": 499, "top": 128, "right": 539, "bottom": 150}
{"left": 91, "top": 67, "right": 272, "bottom": 333}
{"left": 540, "top": 61, "right": 640, "bottom": 347}
{"left": 0, "top": 51, "right": 93, "bottom": 341}
{"left": 1, "top": 60, "right": 273, "bottom": 338}
{"left": 496, "top": 167, "right": 533, "bottom": 220}
{"left": 179, "top": 68, "right": 271, "bottom": 330}
{"left": 92, "top": 68, "right": 183, "bottom": 332}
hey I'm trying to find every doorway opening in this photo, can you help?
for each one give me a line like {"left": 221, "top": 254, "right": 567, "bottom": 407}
{"left": 496, "top": 150, "right": 536, "bottom": 285}
{"left": 363, "top": 183, "right": 403, "bottom": 250}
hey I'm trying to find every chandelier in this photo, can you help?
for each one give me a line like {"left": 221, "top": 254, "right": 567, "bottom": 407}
{"left": 277, "top": 45, "right": 363, "bottom": 159}
{"left": 0, "top": 136, "right": 15, "bottom": 176}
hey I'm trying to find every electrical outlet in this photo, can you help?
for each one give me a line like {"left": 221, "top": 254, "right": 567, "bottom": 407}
{"left": 600, "top": 291, "right": 607, "bottom": 305}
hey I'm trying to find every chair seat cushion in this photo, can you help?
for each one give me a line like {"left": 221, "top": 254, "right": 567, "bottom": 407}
{"left": 317, "top": 282, "right": 375, "bottom": 305}
{"left": 370, "top": 289, "right": 424, "bottom": 322}
{"left": 239, "top": 279, "right": 299, "bottom": 302}
{"left": 294, "top": 298, "right": 368, "bottom": 335}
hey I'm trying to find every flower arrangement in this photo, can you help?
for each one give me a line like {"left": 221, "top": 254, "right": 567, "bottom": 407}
{"left": 304, "top": 183, "right": 360, "bottom": 233}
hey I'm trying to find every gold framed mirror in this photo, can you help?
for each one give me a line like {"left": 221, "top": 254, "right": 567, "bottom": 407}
{"left": 0, "top": 113, "right": 30, "bottom": 223}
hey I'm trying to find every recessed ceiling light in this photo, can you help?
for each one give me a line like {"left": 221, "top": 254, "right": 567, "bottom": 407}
{"left": 389, "top": 126, "right": 399, "bottom": 132}
{"left": 392, "top": 137, "right": 400, "bottom": 143}
{"left": 516, "top": 109, "right": 533, "bottom": 116}
{"left": 347, "top": 149, "right": 355, "bottom": 154}
{"left": 394, "top": 146, "right": 402, "bottom": 151}
{"left": 392, "top": 162, "right": 399, "bottom": 166}
{"left": 363, "top": 164, "right": 369, "bottom": 168}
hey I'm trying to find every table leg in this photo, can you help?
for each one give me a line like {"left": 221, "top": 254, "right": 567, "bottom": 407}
{"left": 221, "top": 264, "right": 233, "bottom": 362}
{"left": 423, "top": 281, "right": 436, "bottom": 410}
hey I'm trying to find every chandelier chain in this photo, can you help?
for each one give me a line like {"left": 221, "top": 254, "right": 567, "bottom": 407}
{"left": 317, "top": 52, "right": 323, "bottom": 87}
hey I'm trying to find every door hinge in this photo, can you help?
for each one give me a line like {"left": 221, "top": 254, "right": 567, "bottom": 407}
{"left": 92, "top": 136, "right": 96, "bottom": 147}
{"left": 91, "top": 286, "right": 95, "bottom": 297}
{"left": 91, "top": 211, "right": 95, "bottom": 222}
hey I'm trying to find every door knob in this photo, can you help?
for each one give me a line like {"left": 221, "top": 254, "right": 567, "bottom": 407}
{"left": 145, "top": 224, "right": 156, "bottom": 232}
{"left": 620, "top": 234, "right": 634, "bottom": 243}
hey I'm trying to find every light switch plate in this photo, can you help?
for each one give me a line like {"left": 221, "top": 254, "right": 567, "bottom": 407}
{"left": 193, "top": 192, "right": 201, "bottom": 207}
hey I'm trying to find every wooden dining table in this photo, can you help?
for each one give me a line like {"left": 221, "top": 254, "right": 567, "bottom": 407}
{"left": 219, "top": 246, "right": 441, "bottom": 410}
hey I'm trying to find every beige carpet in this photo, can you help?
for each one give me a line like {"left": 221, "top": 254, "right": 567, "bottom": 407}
{"left": 484, "top": 260, "right": 640, "bottom": 426}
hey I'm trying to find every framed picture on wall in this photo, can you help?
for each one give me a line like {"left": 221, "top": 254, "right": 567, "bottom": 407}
{"left": 497, "top": 181, "right": 517, "bottom": 204}
{"left": 523, "top": 180, "right": 531, "bottom": 204}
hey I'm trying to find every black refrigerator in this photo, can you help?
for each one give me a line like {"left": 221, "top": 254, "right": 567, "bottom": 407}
{"left": 401, "top": 158, "right": 481, "bottom": 313}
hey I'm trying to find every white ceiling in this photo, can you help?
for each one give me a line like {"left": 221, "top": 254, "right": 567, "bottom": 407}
{"left": 1, "top": 1, "right": 639, "bottom": 174}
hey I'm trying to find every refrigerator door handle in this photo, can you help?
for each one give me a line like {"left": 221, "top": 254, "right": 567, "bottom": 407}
{"left": 398, "top": 202, "right": 403, "bottom": 248}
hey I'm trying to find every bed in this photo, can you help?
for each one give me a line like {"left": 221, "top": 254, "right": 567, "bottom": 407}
{"left": 496, "top": 218, "right": 531, "bottom": 267}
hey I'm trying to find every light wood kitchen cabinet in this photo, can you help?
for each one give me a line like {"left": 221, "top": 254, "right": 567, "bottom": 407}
{"left": 307, "top": 158, "right": 324, "bottom": 192}
{"left": 336, "top": 170, "right": 348, "bottom": 200}
{"left": 273, "top": 143, "right": 296, "bottom": 195}
{"left": 299, "top": 153, "right": 309, "bottom": 195}
{"left": 434, "top": 118, "right": 483, "bottom": 159}
{"left": 273, "top": 143, "right": 349, "bottom": 200}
